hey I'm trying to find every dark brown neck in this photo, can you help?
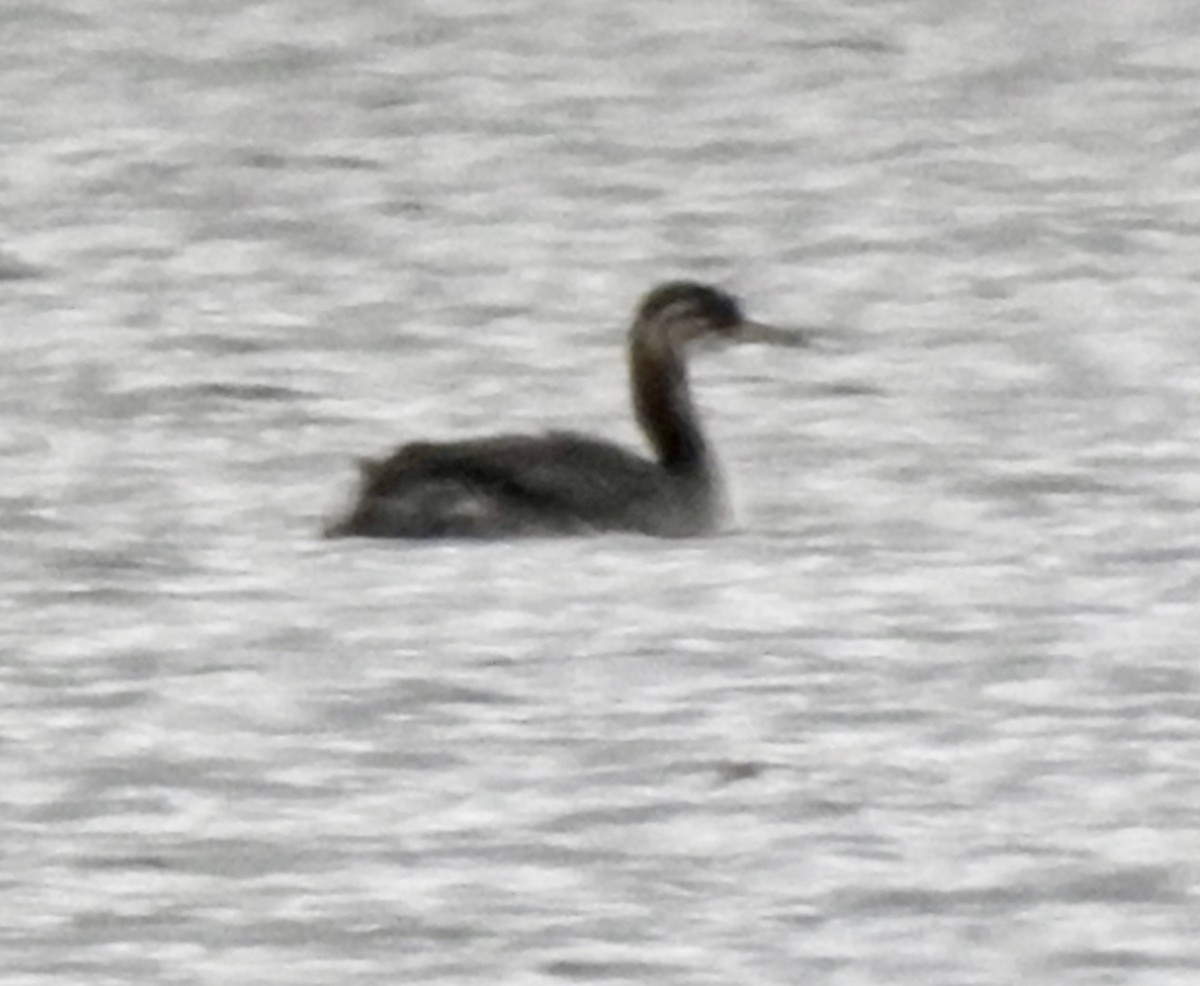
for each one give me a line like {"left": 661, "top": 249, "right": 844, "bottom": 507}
{"left": 629, "top": 319, "right": 712, "bottom": 475}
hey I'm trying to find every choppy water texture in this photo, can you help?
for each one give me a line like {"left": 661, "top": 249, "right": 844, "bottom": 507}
{"left": 4, "top": 0, "right": 1200, "bottom": 983}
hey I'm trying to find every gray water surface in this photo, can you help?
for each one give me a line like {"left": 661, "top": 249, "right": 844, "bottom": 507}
{"left": 4, "top": 1, "right": 1200, "bottom": 983}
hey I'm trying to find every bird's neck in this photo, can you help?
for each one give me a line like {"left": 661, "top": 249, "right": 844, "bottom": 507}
{"left": 629, "top": 320, "right": 713, "bottom": 476}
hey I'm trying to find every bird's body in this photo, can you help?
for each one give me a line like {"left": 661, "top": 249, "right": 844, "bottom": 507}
{"left": 325, "top": 282, "right": 808, "bottom": 540}
{"left": 334, "top": 431, "right": 717, "bottom": 538}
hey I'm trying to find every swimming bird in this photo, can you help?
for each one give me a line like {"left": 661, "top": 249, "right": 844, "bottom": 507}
{"left": 325, "top": 281, "right": 814, "bottom": 539}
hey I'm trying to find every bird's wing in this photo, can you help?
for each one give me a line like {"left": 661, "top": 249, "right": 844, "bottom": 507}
{"left": 360, "top": 432, "right": 663, "bottom": 530}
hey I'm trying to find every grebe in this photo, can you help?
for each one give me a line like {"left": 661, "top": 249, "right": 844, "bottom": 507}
{"left": 325, "top": 281, "right": 814, "bottom": 539}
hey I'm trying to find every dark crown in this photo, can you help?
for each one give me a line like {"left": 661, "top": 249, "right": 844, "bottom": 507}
{"left": 635, "top": 281, "right": 743, "bottom": 330}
